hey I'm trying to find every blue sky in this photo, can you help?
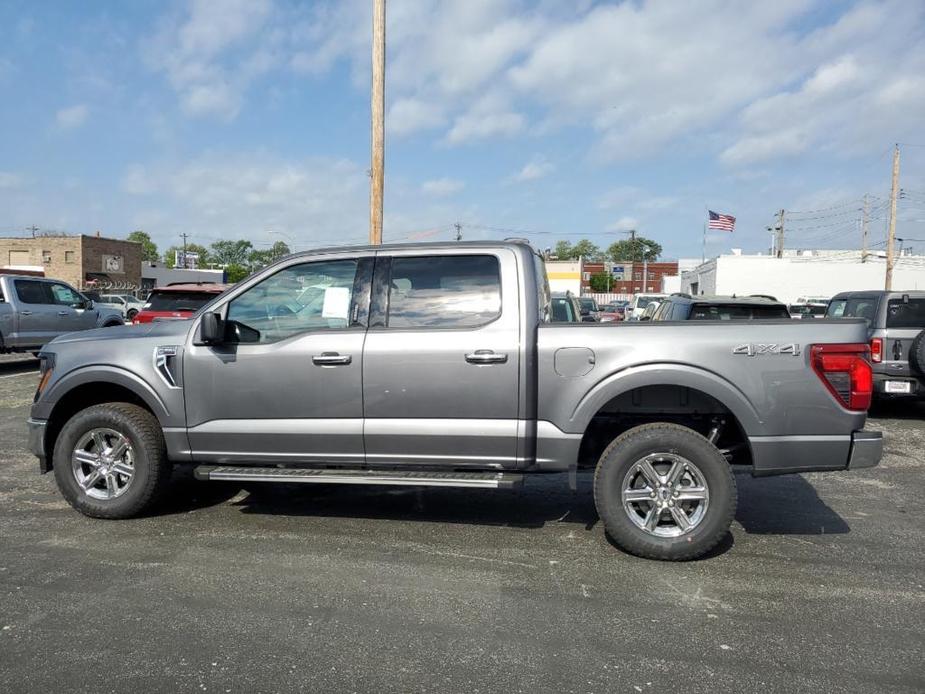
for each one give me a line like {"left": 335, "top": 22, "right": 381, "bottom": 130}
{"left": 1, "top": 0, "right": 924, "bottom": 260}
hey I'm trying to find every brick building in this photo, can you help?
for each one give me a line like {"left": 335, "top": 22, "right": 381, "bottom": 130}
{"left": 580, "top": 260, "right": 679, "bottom": 294}
{"left": 0, "top": 234, "right": 142, "bottom": 291}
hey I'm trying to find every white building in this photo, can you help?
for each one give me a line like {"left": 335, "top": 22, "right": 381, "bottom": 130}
{"left": 681, "top": 249, "right": 925, "bottom": 304}
{"left": 545, "top": 260, "right": 582, "bottom": 295}
{"left": 660, "top": 258, "right": 701, "bottom": 294}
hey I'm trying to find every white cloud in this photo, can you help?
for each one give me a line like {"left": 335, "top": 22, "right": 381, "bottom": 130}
{"left": 607, "top": 216, "right": 639, "bottom": 232}
{"left": 56, "top": 104, "right": 89, "bottom": 130}
{"left": 444, "top": 94, "right": 524, "bottom": 145}
{"left": 126, "top": 154, "right": 369, "bottom": 249}
{"left": 144, "top": 0, "right": 274, "bottom": 119}
{"left": 512, "top": 155, "right": 554, "bottom": 182}
{"left": 421, "top": 177, "right": 464, "bottom": 197}
{"left": 121, "top": 165, "right": 157, "bottom": 195}
{"left": 0, "top": 172, "right": 23, "bottom": 189}
{"left": 388, "top": 98, "right": 445, "bottom": 136}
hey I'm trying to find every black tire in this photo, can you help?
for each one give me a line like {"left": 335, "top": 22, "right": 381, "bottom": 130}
{"left": 53, "top": 403, "right": 171, "bottom": 519}
{"left": 103, "top": 320, "right": 123, "bottom": 328}
{"left": 593, "top": 423, "right": 736, "bottom": 561}
{"left": 126, "top": 309, "right": 138, "bottom": 321}
{"left": 909, "top": 330, "right": 925, "bottom": 377}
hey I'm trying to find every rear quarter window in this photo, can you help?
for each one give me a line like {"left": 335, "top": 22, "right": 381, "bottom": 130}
{"left": 886, "top": 298, "right": 925, "bottom": 328}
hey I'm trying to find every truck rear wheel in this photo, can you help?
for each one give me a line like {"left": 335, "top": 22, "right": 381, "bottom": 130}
{"left": 52, "top": 403, "right": 171, "bottom": 519}
{"left": 593, "top": 423, "right": 736, "bottom": 561}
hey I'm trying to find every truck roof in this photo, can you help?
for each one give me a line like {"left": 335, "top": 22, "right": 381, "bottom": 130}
{"left": 284, "top": 239, "right": 539, "bottom": 259}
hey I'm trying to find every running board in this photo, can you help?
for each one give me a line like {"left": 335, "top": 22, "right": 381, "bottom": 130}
{"left": 193, "top": 466, "right": 524, "bottom": 489}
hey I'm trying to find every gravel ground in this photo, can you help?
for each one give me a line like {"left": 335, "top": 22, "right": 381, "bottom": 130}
{"left": 0, "top": 354, "right": 922, "bottom": 693}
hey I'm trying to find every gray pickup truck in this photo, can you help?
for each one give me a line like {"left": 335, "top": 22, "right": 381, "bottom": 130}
{"left": 27, "top": 241, "right": 881, "bottom": 560}
{"left": 0, "top": 274, "right": 124, "bottom": 354}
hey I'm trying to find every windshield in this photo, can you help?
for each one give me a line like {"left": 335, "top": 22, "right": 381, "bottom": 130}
{"left": 144, "top": 290, "right": 216, "bottom": 312}
{"left": 690, "top": 303, "right": 790, "bottom": 320}
{"left": 886, "top": 298, "right": 925, "bottom": 328}
{"left": 826, "top": 297, "right": 880, "bottom": 321}
{"left": 578, "top": 297, "right": 598, "bottom": 311}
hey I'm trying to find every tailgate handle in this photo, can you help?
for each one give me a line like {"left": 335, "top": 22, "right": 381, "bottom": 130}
{"left": 465, "top": 350, "right": 508, "bottom": 365}
{"left": 312, "top": 352, "right": 352, "bottom": 366}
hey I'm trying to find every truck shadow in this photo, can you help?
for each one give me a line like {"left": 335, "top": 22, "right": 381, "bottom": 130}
{"left": 869, "top": 399, "right": 925, "bottom": 420}
{"left": 184, "top": 469, "right": 849, "bottom": 541}
{"left": 0, "top": 357, "right": 39, "bottom": 376}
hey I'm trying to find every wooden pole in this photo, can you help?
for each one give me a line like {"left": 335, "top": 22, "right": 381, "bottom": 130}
{"left": 885, "top": 145, "right": 900, "bottom": 290}
{"left": 369, "top": 0, "right": 386, "bottom": 245}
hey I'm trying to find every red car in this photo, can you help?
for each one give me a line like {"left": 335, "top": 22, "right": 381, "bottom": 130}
{"left": 132, "top": 283, "right": 229, "bottom": 324}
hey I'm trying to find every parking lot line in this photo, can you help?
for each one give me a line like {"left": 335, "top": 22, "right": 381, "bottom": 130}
{"left": 0, "top": 371, "right": 38, "bottom": 379}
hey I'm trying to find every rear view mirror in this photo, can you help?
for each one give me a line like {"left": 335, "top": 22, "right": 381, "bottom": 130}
{"left": 200, "top": 312, "right": 224, "bottom": 344}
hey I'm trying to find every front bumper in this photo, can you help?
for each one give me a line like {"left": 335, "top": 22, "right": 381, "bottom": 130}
{"left": 27, "top": 418, "right": 49, "bottom": 473}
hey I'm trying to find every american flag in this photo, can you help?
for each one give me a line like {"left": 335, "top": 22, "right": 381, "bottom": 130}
{"left": 708, "top": 210, "right": 736, "bottom": 232}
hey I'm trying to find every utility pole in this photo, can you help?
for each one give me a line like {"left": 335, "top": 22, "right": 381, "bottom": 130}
{"left": 27, "top": 224, "right": 39, "bottom": 238}
{"left": 885, "top": 144, "right": 900, "bottom": 290}
{"left": 775, "top": 209, "right": 785, "bottom": 258}
{"left": 369, "top": 0, "right": 386, "bottom": 245}
{"left": 861, "top": 193, "right": 870, "bottom": 263}
{"left": 180, "top": 232, "right": 189, "bottom": 269}
{"left": 454, "top": 222, "right": 462, "bottom": 241}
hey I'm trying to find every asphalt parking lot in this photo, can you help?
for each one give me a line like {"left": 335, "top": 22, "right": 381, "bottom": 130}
{"left": 0, "top": 355, "right": 923, "bottom": 693}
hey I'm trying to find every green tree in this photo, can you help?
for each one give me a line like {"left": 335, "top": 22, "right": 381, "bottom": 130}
{"left": 127, "top": 230, "right": 159, "bottom": 263}
{"left": 554, "top": 240, "right": 573, "bottom": 259}
{"left": 210, "top": 239, "right": 254, "bottom": 266}
{"left": 247, "top": 241, "right": 291, "bottom": 270}
{"left": 588, "top": 272, "right": 614, "bottom": 292}
{"left": 607, "top": 236, "right": 662, "bottom": 262}
{"left": 224, "top": 263, "right": 250, "bottom": 284}
{"left": 164, "top": 243, "right": 210, "bottom": 268}
{"left": 554, "top": 238, "right": 601, "bottom": 260}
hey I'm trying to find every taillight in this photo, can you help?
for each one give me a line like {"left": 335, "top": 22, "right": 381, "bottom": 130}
{"left": 811, "top": 343, "right": 873, "bottom": 411}
{"left": 870, "top": 337, "right": 883, "bottom": 363}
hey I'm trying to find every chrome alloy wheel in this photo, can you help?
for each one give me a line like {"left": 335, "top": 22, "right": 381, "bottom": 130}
{"left": 621, "top": 453, "right": 710, "bottom": 538}
{"left": 71, "top": 428, "right": 135, "bottom": 500}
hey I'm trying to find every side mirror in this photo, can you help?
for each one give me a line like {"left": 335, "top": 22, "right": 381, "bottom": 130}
{"left": 200, "top": 312, "right": 225, "bottom": 344}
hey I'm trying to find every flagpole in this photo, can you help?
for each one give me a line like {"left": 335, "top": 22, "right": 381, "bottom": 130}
{"left": 702, "top": 209, "right": 706, "bottom": 263}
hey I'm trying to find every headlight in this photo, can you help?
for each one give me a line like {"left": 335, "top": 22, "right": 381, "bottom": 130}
{"left": 34, "top": 352, "right": 55, "bottom": 402}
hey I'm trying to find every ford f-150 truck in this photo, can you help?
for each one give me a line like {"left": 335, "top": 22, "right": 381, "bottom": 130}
{"left": 27, "top": 241, "right": 882, "bottom": 560}
{"left": 0, "top": 274, "right": 124, "bottom": 354}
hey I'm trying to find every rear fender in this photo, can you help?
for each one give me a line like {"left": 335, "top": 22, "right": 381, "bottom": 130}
{"left": 567, "top": 362, "right": 764, "bottom": 436}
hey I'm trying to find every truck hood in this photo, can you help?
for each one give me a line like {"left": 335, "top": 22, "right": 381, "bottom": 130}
{"left": 48, "top": 318, "right": 192, "bottom": 347}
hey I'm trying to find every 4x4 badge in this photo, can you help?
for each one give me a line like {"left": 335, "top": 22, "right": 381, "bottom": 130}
{"left": 733, "top": 343, "right": 801, "bottom": 357}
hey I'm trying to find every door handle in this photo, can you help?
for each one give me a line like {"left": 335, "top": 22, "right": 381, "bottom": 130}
{"left": 19, "top": 310, "right": 32, "bottom": 316}
{"left": 465, "top": 350, "right": 508, "bottom": 365}
{"left": 58, "top": 311, "right": 70, "bottom": 316}
{"left": 312, "top": 352, "right": 352, "bottom": 366}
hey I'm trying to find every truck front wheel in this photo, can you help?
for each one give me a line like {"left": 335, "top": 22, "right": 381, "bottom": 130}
{"left": 593, "top": 423, "right": 736, "bottom": 561}
{"left": 52, "top": 403, "right": 171, "bottom": 519}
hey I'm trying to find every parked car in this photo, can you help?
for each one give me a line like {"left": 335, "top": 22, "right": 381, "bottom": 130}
{"left": 638, "top": 300, "right": 662, "bottom": 321}
{"left": 626, "top": 293, "right": 667, "bottom": 320}
{"left": 28, "top": 240, "right": 880, "bottom": 561}
{"left": 599, "top": 301, "right": 628, "bottom": 322}
{"left": 790, "top": 302, "right": 828, "bottom": 320}
{"left": 0, "top": 274, "right": 124, "bottom": 354}
{"left": 132, "top": 282, "right": 229, "bottom": 324}
{"left": 577, "top": 296, "right": 600, "bottom": 321}
{"left": 550, "top": 291, "right": 583, "bottom": 322}
{"left": 827, "top": 290, "right": 925, "bottom": 399}
{"left": 96, "top": 293, "right": 145, "bottom": 321}
{"left": 649, "top": 294, "right": 790, "bottom": 321}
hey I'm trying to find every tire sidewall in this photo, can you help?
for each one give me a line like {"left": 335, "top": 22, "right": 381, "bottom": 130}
{"left": 595, "top": 426, "right": 735, "bottom": 559}
{"left": 53, "top": 406, "right": 158, "bottom": 517}
{"left": 910, "top": 330, "right": 925, "bottom": 377}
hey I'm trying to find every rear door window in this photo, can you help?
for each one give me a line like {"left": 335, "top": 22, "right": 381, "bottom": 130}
{"left": 886, "top": 299, "right": 925, "bottom": 328}
{"left": 14, "top": 280, "right": 51, "bottom": 304}
{"left": 386, "top": 255, "right": 501, "bottom": 328}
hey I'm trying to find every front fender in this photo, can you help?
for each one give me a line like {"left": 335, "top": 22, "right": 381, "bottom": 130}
{"left": 567, "top": 362, "right": 764, "bottom": 436}
{"left": 37, "top": 365, "right": 172, "bottom": 425}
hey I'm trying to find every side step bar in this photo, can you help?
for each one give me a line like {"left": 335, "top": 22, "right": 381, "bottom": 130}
{"left": 193, "top": 466, "right": 524, "bottom": 489}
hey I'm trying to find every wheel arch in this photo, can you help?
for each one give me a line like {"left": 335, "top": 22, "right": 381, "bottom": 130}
{"left": 42, "top": 367, "right": 168, "bottom": 470}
